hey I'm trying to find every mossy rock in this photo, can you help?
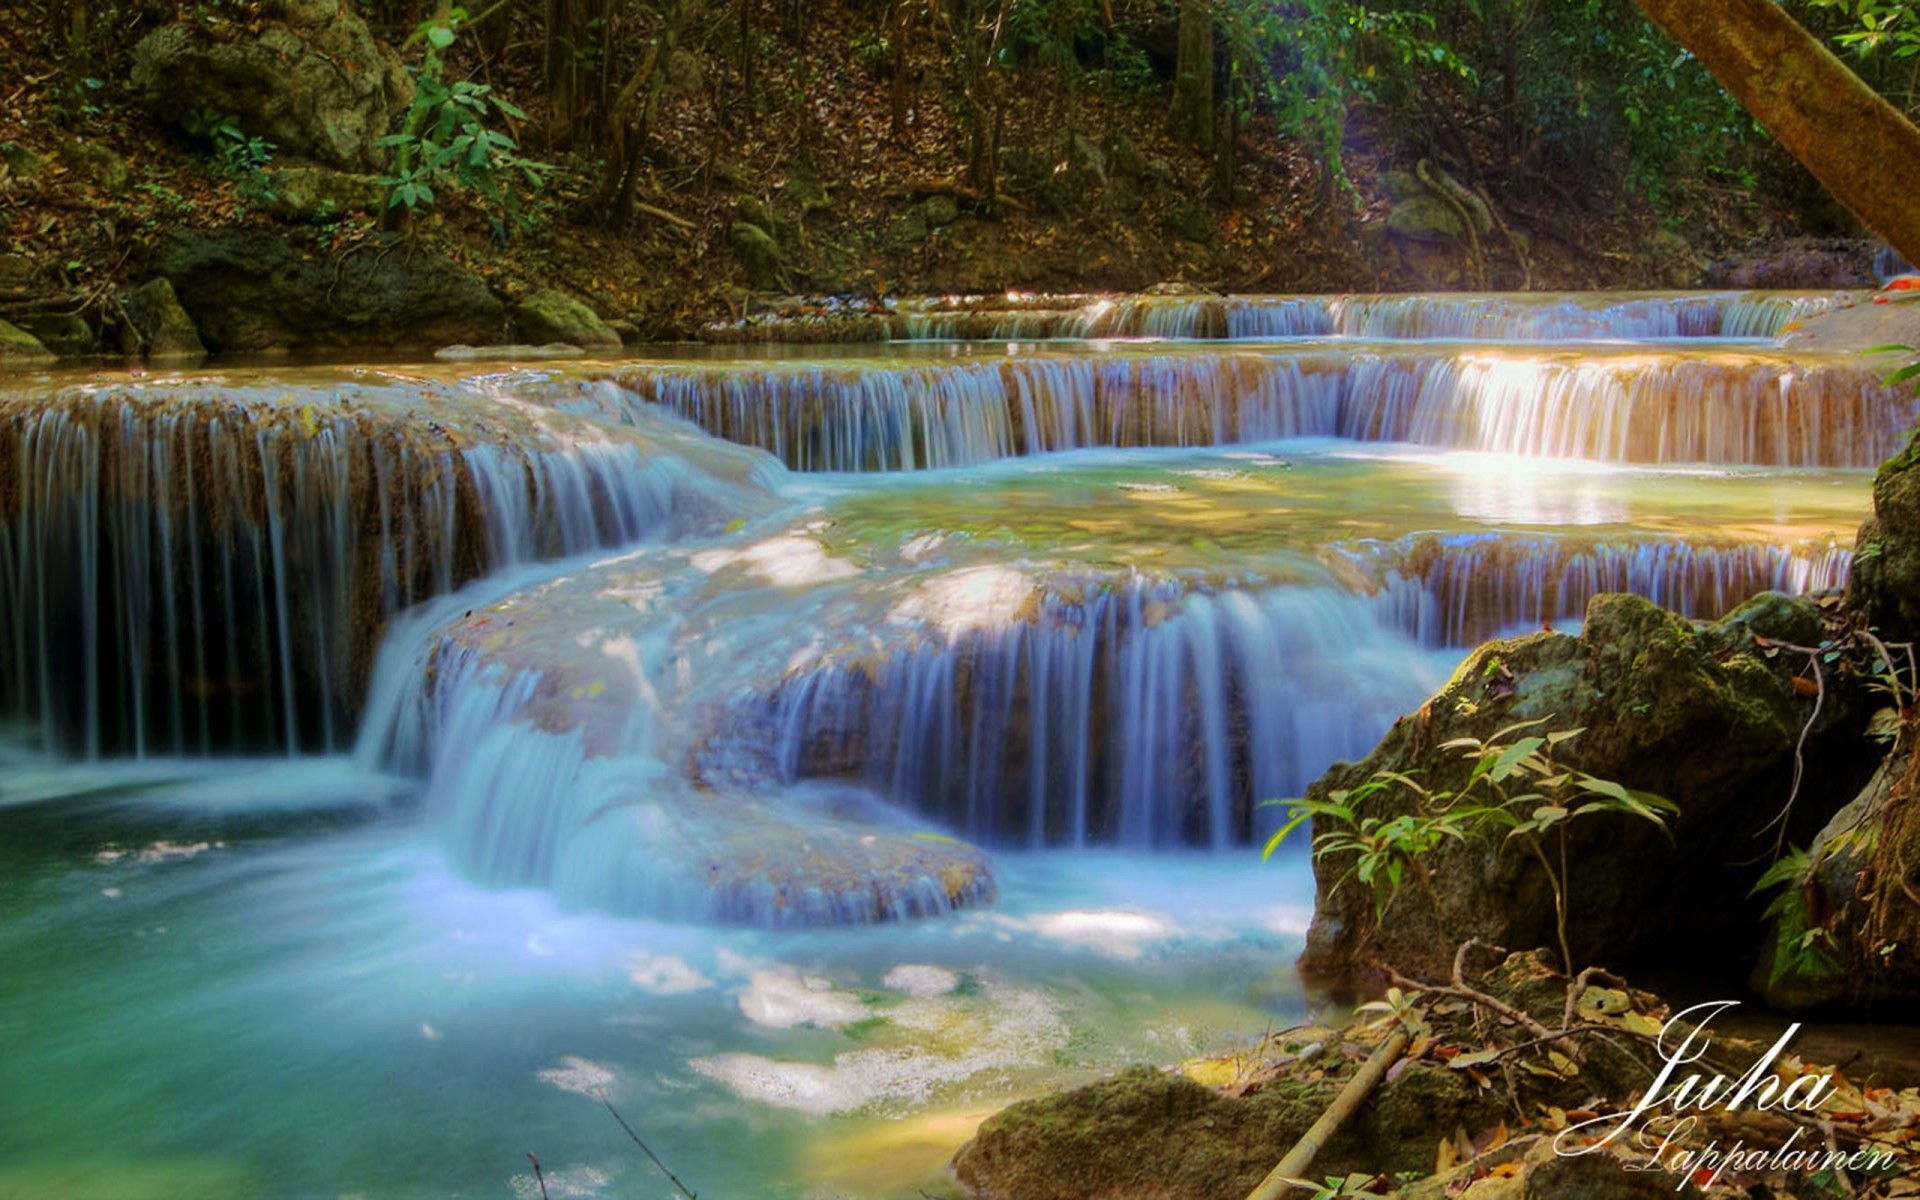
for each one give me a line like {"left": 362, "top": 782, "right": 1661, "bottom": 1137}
{"left": 730, "top": 221, "right": 788, "bottom": 291}
{"left": 1848, "top": 432, "right": 1920, "bottom": 641}
{"left": 16, "top": 312, "right": 96, "bottom": 357}
{"left": 121, "top": 278, "right": 207, "bottom": 361}
{"left": 514, "top": 289, "right": 622, "bottom": 350}
{"left": 0, "top": 318, "right": 56, "bottom": 366}
{"left": 1387, "top": 195, "right": 1469, "bottom": 246}
{"left": 1300, "top": 592, "right": 1867, "bottom": 993}
{"left": 256, "top": 166, "right": 387, "bottom": 223}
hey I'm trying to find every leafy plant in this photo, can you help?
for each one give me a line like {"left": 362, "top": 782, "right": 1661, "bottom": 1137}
{"left": 1265, "top": 720, "right": 1678, "bottom": 973}
{"left": 379, "top": 8, "right": 552, "bottom": 226}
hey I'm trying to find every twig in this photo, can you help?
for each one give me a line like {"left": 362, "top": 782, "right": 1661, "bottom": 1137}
{"left": 527, "top": 1151, "right": 550, "bottom": 1200}
{"left": 598, "top": 1089, "right": 698, "bottom": 1200}
{"left": 1243, "top": 1028, "right": 1412, "bottom": 1200}
{"left": 634, "top": 200, "right": 697, "bottom": 232}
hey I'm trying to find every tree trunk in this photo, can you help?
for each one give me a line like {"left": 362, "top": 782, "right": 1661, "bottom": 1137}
{"left": 1172, "top": 0, "right": 1213, "bottom": 153}
{"left": 1630, "top": 0, "right": 1920, "bottom": 266}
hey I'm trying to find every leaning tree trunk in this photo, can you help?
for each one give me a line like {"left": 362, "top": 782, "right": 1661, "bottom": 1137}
{"left": 1630, "top": 0, "right": 1920, "bottom": 267}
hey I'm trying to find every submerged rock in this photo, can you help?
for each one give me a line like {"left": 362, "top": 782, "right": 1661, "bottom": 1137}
{"left": 1299, "top": 592, "right": 1863, "bottom": 992}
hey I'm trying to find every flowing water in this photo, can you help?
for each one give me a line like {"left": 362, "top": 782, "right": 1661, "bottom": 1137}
{"left": 0, "top": 291, "right": 1889, "bottom": 1198}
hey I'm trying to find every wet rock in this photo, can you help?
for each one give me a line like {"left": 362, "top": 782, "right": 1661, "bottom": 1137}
{"left": 121, "top": 278, "right": 207, "bottom": 360}
{"left": 155, "top": 229, "right": 504, "bottom": 352}
{"left": 1300, "top": 592, "right": 1864, "bottom": 993}
{"left": 514, "top": 289, "right": 622, "bottom": 349}
{"left": 0, "top": 319, "right": 56, "bottom": 366}
{"left": 434, "top": 342, "right": 588, "bottom": 362}
{"left": 129, "top": 0, "right": 412, "bottom": 172}
{"left": 256, "top": 166, "right": 388, "bottom": 223}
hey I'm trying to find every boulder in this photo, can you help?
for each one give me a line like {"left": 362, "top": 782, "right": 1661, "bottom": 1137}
{"left": 513, "top": 289, "right": 622, "bottom": 349}
{"left": 0, "top": 319, "right": 56, "bottom": 366}
{"left": 1299, "top": 592, "right": 1865, "bottom": 993}
{"left": 256, "top": 166, "right": 388, "bottom": 223}
{"left": 1752, "top": 746, "right": 1920, "bottom": 1013}
{"left": 1702, "top": 237, "right": 1881, "bottom": 289}
{"left": 155, "top": 229, "right": 504, "bottom": 352}
{"left": 1848, "top": 434, "right": 1920, "bottom": 641}
{"left": 1388, "top": 194, "right": 1470, "bottom": 246}
{"left": 129, "top": 0, "right": 411, "bottom": 172}
{"left": 731, "top": 221, "right": 788, "bottom": 291}
{"left": 121, "top": 277, "right": 207, "bottom": 360}
{"left": 14, "top": 312, "right": 95, "bottom": 358}
{"left": 57, "top": 140, "right": 132, "bottom": 195}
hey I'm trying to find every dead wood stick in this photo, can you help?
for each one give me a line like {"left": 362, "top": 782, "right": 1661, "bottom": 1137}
{"left": 1244, "top": 1028, "right": 1411, "bottom": 1200}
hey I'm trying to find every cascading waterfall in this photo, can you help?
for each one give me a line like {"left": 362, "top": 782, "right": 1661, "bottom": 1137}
{"left": 354, "top": 567, "right": 997, "bottom": 924}
{"left": 1339, "top": 352, "right": 1905, "bottom": 464}
{"left": 591, "top": 346, "right": 1910, "bottom": 470}
{"left": 1349, "top": 534, "right": 1854, "bottom": 646}
{"left": 0, "top": 387, "right": 684, "bottom": 757}
{"left": 882, "top": 290, "right": 1849, "bottom": 342}
{"left": 761, "top": 576, "right": 1450, "bottom": 850}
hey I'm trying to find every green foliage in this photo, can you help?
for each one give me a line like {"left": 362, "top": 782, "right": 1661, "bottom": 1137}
{"left": 1751, "top": 845, "right": 1846, "bottom": 990}
{"left": 1805, "top": 0, "right": 1920, "bottom": 59}
{"left": 380, "top": 9, "right": 552, "bottom": 228}
{"left": 1264, "top": 720, "right": 1677, "bottom": 972}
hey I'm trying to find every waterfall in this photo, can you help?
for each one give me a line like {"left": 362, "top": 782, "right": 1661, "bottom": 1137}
{"left": 354, "top": 575, "right": 998, "bottom": 924}
{"left": 591, "top": 347, "right": 1910, "bottom": 471}
{"left": 1348, "top": 534, "right": 1853, "bottom": 646}
{"left": 759, "top": 577, "right": 1449, "bottom": 849}
{"left": 867, "top": 290, "right": 1851, "bottom": 343}
{"left": 0, "top": 385, "right": 685, "bottom": 757}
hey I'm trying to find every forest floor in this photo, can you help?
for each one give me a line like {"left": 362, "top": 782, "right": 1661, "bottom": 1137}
{"left": 0, "top": 0, "right": 1885, "bottom": 345}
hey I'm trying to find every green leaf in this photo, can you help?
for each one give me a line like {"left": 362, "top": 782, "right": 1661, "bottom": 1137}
{"left": 427, "top": 23, "right": 456, "bottom": 48}
{"left": 1488, "top": 737, "right": 1545, "bottom": 782}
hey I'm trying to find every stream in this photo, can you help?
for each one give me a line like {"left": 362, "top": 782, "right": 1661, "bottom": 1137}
{"left": 0, "top": 290, "right": 1889, "bottom": 1198}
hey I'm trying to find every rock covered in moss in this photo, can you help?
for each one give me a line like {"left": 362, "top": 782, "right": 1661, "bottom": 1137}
{"left": 952, "top": 1065, "right": 1342, "bottom": 1200}
{"left": 1849, "top": 434, "right": 1920, "bottom": 641}
{"left": 256, "top": 166, "right": 388, "bottom": 223}
{"left": 0, "top": 319, "right": 56, "bottom": 365}
{"left": 121, "top": 278, "right": 207, "bottom": 360}
{"left": 156, "top": 230, "right": 503, "bottom": 352}
{"left": 1752, "top": 748, "right": 1920, "bottom": 1013}
{"left": 514, "top": 289, "right": 622, "bottom": 349}
{"left": 129, "top": 0, "right": 411, "bottom": 172}
{"left": 1300, "top": 592, "right": 1862, "bottom": 993}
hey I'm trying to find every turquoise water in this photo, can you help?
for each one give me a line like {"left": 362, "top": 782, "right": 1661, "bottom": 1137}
{"left": 0, "top": 294, "right": 1885, "bottom": 1197}
{"left": 0, "top": 758, "right": 1310, "bottom": 1198}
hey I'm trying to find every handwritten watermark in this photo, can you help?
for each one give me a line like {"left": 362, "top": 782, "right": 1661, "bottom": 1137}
{"left": 1550, "top": 1000, "right": 1898, "bottom": 1190}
